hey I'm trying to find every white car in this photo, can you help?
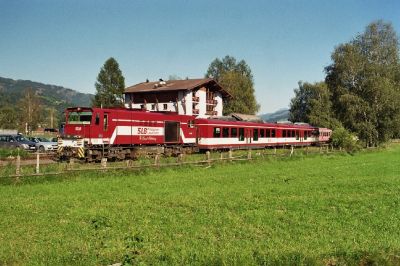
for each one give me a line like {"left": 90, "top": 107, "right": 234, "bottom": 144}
{"left": 28, "top": 137, "right": 58, "bottom": 152}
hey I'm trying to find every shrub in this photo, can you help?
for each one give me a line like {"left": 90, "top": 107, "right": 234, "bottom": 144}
{"left": 331, "top": 127, "right": 360, "bottom": 152}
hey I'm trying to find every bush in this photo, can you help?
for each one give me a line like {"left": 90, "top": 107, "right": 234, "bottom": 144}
{"left": 331, "top": 127, "right": 360, "bottom": 152}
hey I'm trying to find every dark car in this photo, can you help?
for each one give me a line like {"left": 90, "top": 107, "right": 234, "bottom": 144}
{"left": 0, "top": 134, "right": 37, "bottom": 151}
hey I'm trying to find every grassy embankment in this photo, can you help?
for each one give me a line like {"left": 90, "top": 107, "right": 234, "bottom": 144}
{"left": 0, "top": 145, "right": 399, "bottom": 265}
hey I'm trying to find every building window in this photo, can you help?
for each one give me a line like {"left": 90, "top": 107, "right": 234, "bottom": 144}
{"left": 222, "top": 127, "right": 229, "bottom": 138}
{"left": 231, "top": 128, "right": 237, "bottom": 138}
{"left": 213, "top": 127, "right": 221, "bottom": 138}
{"left": 253, "top": 129, "right": 259, "bottom": 141}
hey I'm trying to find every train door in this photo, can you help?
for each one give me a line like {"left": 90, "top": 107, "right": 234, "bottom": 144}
{"left": 165, "top": 121, "right": 180, "bottom": 143}
{"left": 91, "top": 110, "right": 102, "bottom": 144}
{"left": 103, "top": 112, "right": 110, "bottom": 145}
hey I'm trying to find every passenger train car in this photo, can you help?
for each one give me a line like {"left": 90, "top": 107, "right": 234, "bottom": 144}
{"left": 58, "top": 107, "right": 331, "bottom": 160}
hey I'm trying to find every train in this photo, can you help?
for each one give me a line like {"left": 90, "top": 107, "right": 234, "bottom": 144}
{"left": 57, "top": 107, "right": 332, "bottom": 161}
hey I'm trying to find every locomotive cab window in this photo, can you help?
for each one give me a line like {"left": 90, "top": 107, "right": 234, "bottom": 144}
{"left": 68, "top": 111, "right": 92, "bottom": 125}
{"left": 253, "top": 129, "right": 259, "bottom": 141}
{"left": 231, "top": 128, "right": 238, "bottom": 138}
{"left": 188, "top": 120, "right": 195, "bottom": 128}
{"left": 213, "top": 127, "right": 221, "bottom": 138}
{"left": 222, "top": 127, "right": 229, "bottom": 138}
{"left": 239, "top": 128, "right": 244, "bottom": 141}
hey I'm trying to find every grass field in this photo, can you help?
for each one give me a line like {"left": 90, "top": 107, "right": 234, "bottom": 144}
{"left": 0, "top": 145, "right": 399, "bottom": 265}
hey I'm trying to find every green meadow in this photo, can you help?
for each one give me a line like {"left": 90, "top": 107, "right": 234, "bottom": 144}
{"left": 0, "top": 145, "right": 399, "bottom": 265}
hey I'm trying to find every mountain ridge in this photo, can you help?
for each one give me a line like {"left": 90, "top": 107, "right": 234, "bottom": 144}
{"left": 0, "top": 76, "right": 93, "bottom": 112}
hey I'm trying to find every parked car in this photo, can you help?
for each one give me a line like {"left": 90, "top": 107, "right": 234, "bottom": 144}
{"left": 0, "top": 134, "right": 37, "bottom": 151}
{"left": 27, "top": 137, "right": 58, "bottom": 152}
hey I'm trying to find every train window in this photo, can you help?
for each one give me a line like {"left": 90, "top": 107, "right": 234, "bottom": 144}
{"left": 292, "top": 130, "right": 295, "bottom": 138}
{"left": 271, "top": 129, "right": 276, "bottom": 138}
{"left": 283, "top": 130, "right": 287, "bottom": 138}
{"left": 266, "top": 129, "right": 271, "bottom": 138}
{"left": 163, "top": 104, "right": 168, "bottom": 110}
{"left": 296, "top": 131, "right": 299, "bottom": 140}
{"left": 253, "top": 129, "right": 259, "bottom": 141}
{"left": 222, "top": 127, "right": 229, "bottom": 138}
{"left": 231, "top": 128, "right": 238, "bottom": 138}
{"left": 213, "top": 127, "right": 221, "bottom": 138}
{"left": 103, "top": 114, "right": 108, "bottom": 131}
{"left": 151, "top": 104, "right": 156, "bottom": 110}
{"left": 188, "top": 120, "right": 194, "bottom": 128}
{"left": 260, "top": 129, "right": 265, "bottom": 138}
{"left": 239, "top": 128, "right": 244, "bottom": 141}
{"left": 95, "top": 113, "right": 100, "bottom": 125}
{"left": 304, "top": 131, "right": 308, "bottom": 140}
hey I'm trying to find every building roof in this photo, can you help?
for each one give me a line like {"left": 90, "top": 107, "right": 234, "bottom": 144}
{"left": 125, "top": 78, "right": 231, "bottom": 98}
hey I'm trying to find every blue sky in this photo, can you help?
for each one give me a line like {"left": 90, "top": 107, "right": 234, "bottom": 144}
{"left": 1, "top": 0, "right": 399, "bottom": 113}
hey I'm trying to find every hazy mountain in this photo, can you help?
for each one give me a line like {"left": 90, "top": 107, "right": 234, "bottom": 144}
{"left": 0, "top": 76, "right": 93, "bottom": 113}
{"left": 261, "top": 108, "right": 290, "bottom": 122}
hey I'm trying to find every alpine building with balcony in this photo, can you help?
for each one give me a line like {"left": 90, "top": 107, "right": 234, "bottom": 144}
{"left": 124, "top": 78, "right": 231, "bottom": 117}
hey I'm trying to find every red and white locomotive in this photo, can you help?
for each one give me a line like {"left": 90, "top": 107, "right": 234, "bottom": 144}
{"left": 58, "top": 107, "right": 331, "bottom": 160}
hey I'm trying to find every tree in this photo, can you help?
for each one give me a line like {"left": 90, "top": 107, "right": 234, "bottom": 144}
{"left": 17, "top": 88, "right": 42, "bottom": 133}
{"left": 205, "top": 55, "right": 259, "bottom": 114}
{"left": 0, "top": 106, "right": 18, "bottom": 129}
{"left": 289, "top": 81, "right": 340, "bottom": 128}
{"left": 325, "top": 20, "right": 400, "bottom": 146}
{"left": 92, "top": 57, "right": 125, "bottom": 107}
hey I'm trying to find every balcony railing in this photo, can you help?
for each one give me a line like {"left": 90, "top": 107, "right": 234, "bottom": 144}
{"left": 206, "top": 99, "right": 218, "bottom": 105}
{"left": 205, "top": 110, "right": 218, "bottom": 116}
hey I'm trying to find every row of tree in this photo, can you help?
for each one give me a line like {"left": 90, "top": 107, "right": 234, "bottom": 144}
{"left": 0, "top": 88, "right": 59, "bottom": 133}
{"left": 290, "top": 20, "right": 400, "bottom": 147}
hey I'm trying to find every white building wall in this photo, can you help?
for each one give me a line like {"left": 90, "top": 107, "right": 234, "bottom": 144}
{"left": 215, "top": 92, "right": 223, "bottom": 116}
{"left": 196, "top": 90, "right": 207, "bottom": 118}
{"left": 124, "top": 89, "right": 223, "bottom": 117}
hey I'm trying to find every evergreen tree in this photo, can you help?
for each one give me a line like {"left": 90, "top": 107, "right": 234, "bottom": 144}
{"left": 92, "top": 57, "right": 125, "bottom": 107}
{"left": 206, "top": 55, "right": 259, "bottom": 115}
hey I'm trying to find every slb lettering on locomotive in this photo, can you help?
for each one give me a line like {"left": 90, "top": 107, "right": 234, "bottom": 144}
{"left": 137, "top": 128, "right": 148, "bottom": 134}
